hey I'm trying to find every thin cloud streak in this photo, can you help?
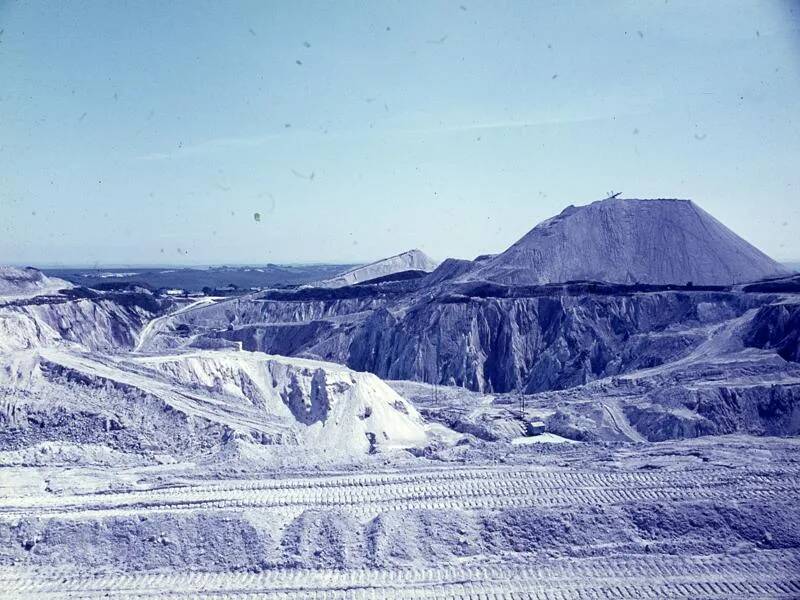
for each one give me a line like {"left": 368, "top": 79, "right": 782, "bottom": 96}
{"left": 402, "top": 114, "right": 616, "bottom": 135}
{"left": 134, "top": 113, "right": 625, "bottom": 162}
{"left": 135, "top": 133, "right": 285, "bottom": 161}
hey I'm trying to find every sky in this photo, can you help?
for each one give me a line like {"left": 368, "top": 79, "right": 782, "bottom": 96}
{"left": 1, "top": 0, "right": 799, "bottom": 266}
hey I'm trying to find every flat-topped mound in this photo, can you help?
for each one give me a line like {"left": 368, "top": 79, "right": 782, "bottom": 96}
{"left": 466, "top": 198, "right": 789, "bottom": 285}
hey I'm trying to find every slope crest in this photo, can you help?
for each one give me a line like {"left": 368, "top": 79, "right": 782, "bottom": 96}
{"left": 313, "top": 249, "right": 439, "bottom": 288}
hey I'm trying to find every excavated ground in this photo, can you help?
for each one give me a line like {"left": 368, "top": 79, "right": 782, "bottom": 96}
{"left": 2, "top": 278, "right": 800, "bottom": 598}
{"left": 2, "top": 436, "right": 800, "bottom": 599}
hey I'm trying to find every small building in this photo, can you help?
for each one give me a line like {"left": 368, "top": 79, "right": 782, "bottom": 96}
{"left": 526, "top": 420, "right": 546, "bottom": 436}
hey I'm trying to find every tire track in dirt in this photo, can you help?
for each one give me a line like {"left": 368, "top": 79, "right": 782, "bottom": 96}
{"left": 2, "top": 550, "right": 799, "bottom": 598}
{"left": 1, "top": 466, "right": 796, "bottom": 520}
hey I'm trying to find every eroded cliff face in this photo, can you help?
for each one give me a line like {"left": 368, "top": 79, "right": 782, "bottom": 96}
{"left": 0, "top": 290, "right": 172, "bottom": 353}
{"left": 161, "top": 283, "right": 778, "bottom": 394}
{"left": 136, "top": 287, "right": 400, "bottom": 354}
{"left": 342, "top": 292, "right": 766, "bottom": 393}
{"left": 742, "top": 301, "right": 800, "bottom": 363}
{"left": 622, "top": 382, "right": 800, "bottom": 441}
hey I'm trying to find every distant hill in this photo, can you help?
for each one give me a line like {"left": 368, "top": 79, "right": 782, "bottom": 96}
{"left": 312, "top": 249, "right": 439, "bottom": 288}
{"left": 466, "top": 197, "right": 790, "bottom": 286}
{"left": 0, "top": 266, "right": 71, "bottom": 298}
{"left": 41, "top": 264, "right": 357, "bottom": 292}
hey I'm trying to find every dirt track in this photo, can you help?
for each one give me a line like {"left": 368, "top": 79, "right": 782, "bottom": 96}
{"left": 1, "top": 464, "right": 797, "bottom": 520}
{"left": 4, "top": 550, "right": 799, "bottom": 598}
{"left": 2, "top": 459, "right": 799, "bottom": 599}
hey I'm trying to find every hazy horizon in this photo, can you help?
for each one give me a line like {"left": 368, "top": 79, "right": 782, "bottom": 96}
{"left": 3, "top": 1, "right": 799, "bottom": 265}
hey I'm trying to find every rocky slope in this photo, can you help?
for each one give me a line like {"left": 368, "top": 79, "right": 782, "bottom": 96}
{"left": 467, "top": 198, "right": 789, "bottom": 285}
{"left": 0, "top": 288, "right": 173, "bottom": 354}
{"left": 135, "top": 351, "right": 430, "bottom": 453}
{"left": 0, "top": 348, "right": 431, "bottom": 458}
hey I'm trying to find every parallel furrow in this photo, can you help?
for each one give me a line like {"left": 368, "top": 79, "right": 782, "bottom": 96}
{"left": 2, "top": 552, "right": 799, "bottom": 599}
{"left": 1, "top": 468, "right": 795, "bottom": 520}
{"left": 23, "top": 465, "right": 788, "bottom": 500}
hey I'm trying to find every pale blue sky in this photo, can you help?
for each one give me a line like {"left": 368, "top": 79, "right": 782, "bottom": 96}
{"left": 2, "top": 0, "right": 799, "bottom": 266}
